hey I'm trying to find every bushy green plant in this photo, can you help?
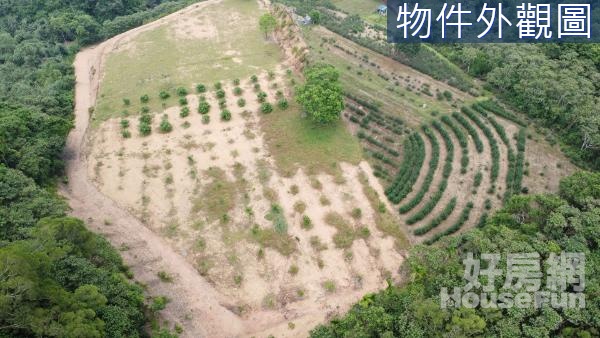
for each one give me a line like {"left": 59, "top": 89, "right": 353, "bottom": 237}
{"left": 159, "top": 115, "right": 172, "bottom": 133}
{"left": 123, "top": 98, "right": 130, "bottom": 106}
{"left": 257, "top": 91, "right": 267, "bottom": 103}
{"left": 261, "top": 102, "right": 273, "bottom": 114}
{"left": 233, "top": 78, "right": 240, "bottom": 86}
{"left": 120, "top": 119, "right": 130, "bottom": 129}
{"left": 141, "top": 106, "right": 150, "bottom": 114}
{"left": 385, "top": 132, "right": 426, "bottom": 204}
{"left": 198, "top": 101, "right": 210, "bottom": 114}
{"left": 251, "top": 74, "right": 258, "bottom": 83}
{"left": 233, "top": 87, "right": 243, "bottom": 96}
{"left": 176, "top": 87, "right": 188, "bottom": 97}
{"left": 202, "top": 115, "right": 210, "bottom": 124}
{"left": 140, "top": 94, "right": 149, "bottom": 103}
{"left": 214, "top": 82, "right": 222, "bottom": 90}
{"left": 237, "top": 98, "right": 246, "bottom": 107}
{"left": 179, "top": 97, "right": 188, "bottom": 106}
{"left": 277, "top": 99, "right": 288, "bottom": 110}
{"left": 159, "top": 90, "right": 170, "bottom": 100}
{"left": 180, "top": 106, "right": 190, "bottom": 118}
{"left": 414, "top": 198, "right": 457, "bottom": 235}
{"left": 221, "top": 109, "right": 232, "bottom": 121}
{"left": 121, "top": 130, "right": 131, "bottom": 138}
{"left": 216, "top": 89, "right": 225, "bottom": 99}
{"left": 196, "top": 84, "right": 206, "bottom": 93}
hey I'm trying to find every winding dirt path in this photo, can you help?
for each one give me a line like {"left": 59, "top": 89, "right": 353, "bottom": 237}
{"left": 60, "top": 2, "right": 245, "bottom": 337}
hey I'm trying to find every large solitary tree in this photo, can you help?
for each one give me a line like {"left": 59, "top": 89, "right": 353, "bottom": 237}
{"left": 296, "top": 64, "right": 344, "bottom": 124}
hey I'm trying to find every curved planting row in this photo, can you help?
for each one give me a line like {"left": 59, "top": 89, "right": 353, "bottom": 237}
{"left": 413, "top": 197, "right": 457, "bottom": 236}
{"left": 441, "top": 115, "right": 469, "bottom": 174}
{"left": 405, "top": 122, "right": 454, "bottom": 225}
{"left": 424, "top": 201, "right": 474, "bottom": 245}
{"left": 398, "top": 126, "right": 440, "bottom": 214}
{"left": 474, "top": 99, "right": 527, "bottom": 127}
{"left": 476, "top": 105, "right": 527, "bottom": 199}
{"left": 452, "top": 112, "right": 484, "bottom": 153}
{"left": 462, "top": 106, "right": 500, "bottom": 183}
{"left": 385, "top": 132, "right": 426, "bottom": 204}
{"left": 513, "top": 128, "right": 527, "bottom": 194}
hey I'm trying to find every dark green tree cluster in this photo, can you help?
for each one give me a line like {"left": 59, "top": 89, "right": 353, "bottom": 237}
{"left": 0, "top": 0, "right": 196, "bottom": 336}
{"left": 296, "top": 64, "right": 344, "bottom": 124}
{"left": 312, "top": 171, "right": 600, "bottom": 337}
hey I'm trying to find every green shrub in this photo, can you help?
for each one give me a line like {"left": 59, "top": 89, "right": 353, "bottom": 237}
{"left": 159, "top": 115, "right": 172, "bottom": 133}
{"left": 301, "top": 215, "right": 313, "bottom": 230}
{"left": 216, "top": 89, "right": 226, "bottom": 99}
{"left": 221, "top": 109, "right": 232, "bottom": 121}
{"left": 141, "top": 106, "right": 150, "bottom": 114}
{"left": 414, "top": 198, "right": 457, "bottom": 235}
{"left": 254, "top": 83, "right": 261, "bottom": 92}
{"left": 140, "top": 94, "right": 149, "bottom": 103}
{"left": 120, "top": 119, "right": 130, "bottom": 129}
{"left": 214, "top": 82, "right": 222, "bottom": 90}
{"left": 176, "top": 87, "right": 188, "bottom": 97}
{"left": 425, "top": 202, "right": 474, "bottom": 244}
{"left": 139, "top": 122, "right": 151, "bottom": 136}
{"left": 398, "top": 125, "right": 440, "bottom": 214}
{"left": 218, "top": 98, "right": 227, "bottom": 109}
{"left": 196, "top": 84, "right": 206, "bottom": 93}
{"left": 198, "top": 101, "right": 211, "bottom": 114}
{"left": 202, "top": 115, "right": 210, "bottom": 124}
{"left": 233, "top": 87, "right": 243, "bottom": 96}
{"left": 277, "top": 99, "right": 289, "bottom": 110}
{"left": 121, "top": 130, "right": 131, "bottom": 138}
{"left": 261, "top": 102, "right": 273, "bottom": 114}
{"left": 257, "top": 91, "right": 267, "bottom": 102}
{"left": 233, "top": 78, "right": 240, "bottom": 86}
{"left": 150, "top": 296, "right": 169, "bottom": 312}
{"left": 179, "top": 97, "right": 188, "bottom": 106}
{"left": 123, "top": 98, "right": 131, "bottom": 106}
{"left": 452, "top": 112, "right": 484, "bottom": 153}
{"left": 251, "top": 74, "right": 258, "bottom": 83}
{"left": 237, "top": 98, "right": 246, "bottom": 107}
{"left": 385, "top": 132, "right": 426, "bottom": 204}
{"left": 159, "top": 90, "right": 170, "bottom": 100}
{"left": 180, "top": 106, "right": 190, "bottom": 118}
{"left": 462, "top": 106, "right": 499, "bottom": 183}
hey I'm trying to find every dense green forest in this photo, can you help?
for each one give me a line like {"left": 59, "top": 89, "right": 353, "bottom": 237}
{"left": 0, "top": 1, "right": 197, "bottom": 336}
{"left": 311, "top": 171, "right": 600, "bottom": 337}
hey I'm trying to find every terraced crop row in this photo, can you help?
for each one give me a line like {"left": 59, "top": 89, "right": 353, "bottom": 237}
{"left": 398, "top": 126, "right": 440, "bottom": 214}
{"left": 474, "top": 99, "right": 527, "bottom": 127}
{"left": 441, "top": 115, "right": 469, "bottom": 174}
{"left": 462, "top": 106, "right": 500, "bottom": 183}
{"left": 452, "top": 112, "right": 484, "bottom": 153}
{"left": 385, "top": 133, "right": 426, "bottom": 204}
{"left": 424, "top": 201, "right": 474, "bottom": 245}
{"left": 413, "top": 197, "right": 457, "bottom": 236}
{"left": 405, "top": 122, "right": 454, "bottom": 225}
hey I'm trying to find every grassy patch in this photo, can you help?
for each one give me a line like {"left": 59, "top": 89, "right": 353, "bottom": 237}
{"left": 358, "top": 171, "right": 410, "bottom": 250}
{"left": 192, "top": 167, "right": 238, "bottom": 224}
{"left": 324, "top": 212, "right": 369, "bottom": 249}
{"left": 94, "top": 0, "right": 281, "bottom": 126}
{"left": 249, "top": 224, "right": 297, "bottom": 257}
{"left": 259, "top": 101, "right": 362, "bottom": 175}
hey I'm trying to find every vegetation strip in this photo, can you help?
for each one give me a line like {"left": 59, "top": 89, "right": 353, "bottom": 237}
{"left": 441, "top": 115, "right": 469, "bottom": 174}
{"left": 385, "top": 132, "right": 426, "bottom": 204}
{"left": 405, "top": 122, "right": 454, "bottom": 225}
{"left": 424, "top": 201, "right": 474, "bottom": 244}
{"left": 452, "top": 112, "right": 484, "bottom": 153}
{"left": 461, "top": 106, "right": 500, "bottom": 183}
{"left": 413, "top": 197, "right": 457, "bottom": 236}
{"left": 398, "top": 125, "right": 440, "bottom": 214}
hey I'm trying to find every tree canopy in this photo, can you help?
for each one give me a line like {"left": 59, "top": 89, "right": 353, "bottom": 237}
{"left": 311, "top": 171, "right": 600, "bottom": 337}
{"left": 296, "top": 64, "right": 345, "bottom": 124}
{"left": 258, "top": 13, "right": 276, "bottom": 39}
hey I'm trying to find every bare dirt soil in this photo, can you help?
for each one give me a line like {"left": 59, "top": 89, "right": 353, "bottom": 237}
{"left": 61, "top": 1, "right": 406, "bottom": 337}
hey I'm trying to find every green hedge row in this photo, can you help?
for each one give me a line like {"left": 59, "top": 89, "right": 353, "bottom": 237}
{"left": 357, "top": 130, "right": 400, "bottom": 157}
{"left": 398, "top": 126, "right": 440, "bottom": 214}
{"left": 385, "top": 133, "right": 426, "bottom": 204}
{"left": 475, "top": 100, "right": 527, "bottom": 127}
{"left": 484, "top": 115, "right": 520, "bottom": 200}
{"left": 413, "top": 197, "right": 457, "bottom": 235}
{"left": 452, "top": 112, "right": 484, "bottom": 153}
{"left": 441, "top": 115, "right": 469, "bottom": 174}
{"left": 513, "top": 128, "right": 527, "bottom": 194}
{"left": 405, "top": 123, "right": 454, "bottom": 224}
{"left": 462, "top": 107, "right": 500, "bottom": 183}
{"left": 425, "top": 201, "right": 474, "bottom": 244}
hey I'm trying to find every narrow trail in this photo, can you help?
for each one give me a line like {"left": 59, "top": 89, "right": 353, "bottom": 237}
{"left": 59, "top": 2, "right": 245, "bottom": 337}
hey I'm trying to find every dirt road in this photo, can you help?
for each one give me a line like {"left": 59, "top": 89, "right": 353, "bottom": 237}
{"left": 60, "top": 2, "right": 247, "bottom": 337}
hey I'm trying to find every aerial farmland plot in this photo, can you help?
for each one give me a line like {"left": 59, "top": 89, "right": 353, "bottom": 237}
{"left": 4, "top": 0, "right": 595, "bottom": 337}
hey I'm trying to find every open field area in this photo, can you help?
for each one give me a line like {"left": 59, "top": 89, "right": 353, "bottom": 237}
{"left": 93, "top": 0, "right": 281, "bottom": 126}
